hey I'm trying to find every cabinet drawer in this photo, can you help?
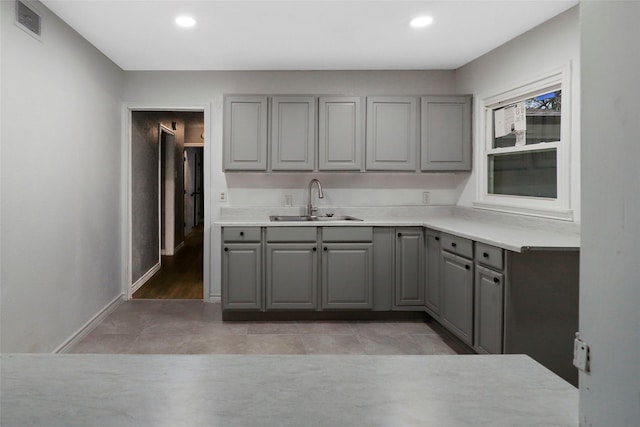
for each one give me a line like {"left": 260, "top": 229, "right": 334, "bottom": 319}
{"left": 266, "top": 227, "right": 317, "bottom": 242}
{"left": 323, "top": 227, "right": 373, "bottom": 242}
{"left": 441, "top": 233, "right": 473, "bottom": 258}
{"left": 474, "top": 242, "right": 504, "bottom": 271}
{"left": 223, "top": 227, "right": 261, "bottom": 242}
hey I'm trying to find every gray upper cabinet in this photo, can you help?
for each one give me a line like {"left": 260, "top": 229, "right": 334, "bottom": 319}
{"left": 366, "top": 96, "right": 419, "bottom": 171}
{"left": 271, "top": 96, "right": 316, "bottom": 171}
{"left": 395, "top": 228, "right": 425, "bottom": 307}
{"left": 421, "top": 96, "right": 472, "bottom": 171}
{"left": 223, "top": 95, "right": 268, "bottom": 171}
{"left": 318, "top": 96, "right": 363, "bottom": 171}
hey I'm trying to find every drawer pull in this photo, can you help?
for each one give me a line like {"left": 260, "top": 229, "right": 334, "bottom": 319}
{"left": 435, "top": 236, "right": 440, "bottom": 241}
{"left": 483, "top": 252, "right": 489, "bottom": 258}
{"left": 324, "top": 247, "right": 328, "bottom": 251}
{"left": 465, "top": 265, "right": 470, "bottom": 270}
{"left": 224, "top": 247, "right": 228, "bottom": 252}
{"left": 313, "top": 247, "right": 317, "bottom": 252}
{"left": 398, "top": 232, "right": 402, "bottom": 237}
{"left": 493, "top": 277, "right": 500, "bottom": 283}
{"left": 240, "top": 231, "right": 244, "bottom": 236}
{"left": 451, "top": 242, "right": 457, "bottom": 248}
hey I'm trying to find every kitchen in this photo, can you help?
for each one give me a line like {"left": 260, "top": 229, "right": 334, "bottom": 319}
{"left": 1, "top": 1, "right": 639, "bottom": 426}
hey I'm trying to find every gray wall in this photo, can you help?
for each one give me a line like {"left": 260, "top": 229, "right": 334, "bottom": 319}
{"left": 1, "top": 1, "right": 124, "bottom": 352}
{"left": 580, "top": 2, "right": 640, "bottom": 424}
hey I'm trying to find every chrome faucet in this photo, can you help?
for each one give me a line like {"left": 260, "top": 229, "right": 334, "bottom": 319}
{"left": 307, "top": 178, "right": 324, "bottom": 216}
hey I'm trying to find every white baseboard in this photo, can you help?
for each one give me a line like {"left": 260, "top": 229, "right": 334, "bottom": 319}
{"left": 130, "top": 262, "right": 161, "bottom": 294}
{"left": 208, "top": 294, "right": 221, "bottom": 303}
{"left": 54, "top": 294, "right": 125, "bottom": 354}
{"left": 174, "top": 241, "right": 185, "bottom": 254}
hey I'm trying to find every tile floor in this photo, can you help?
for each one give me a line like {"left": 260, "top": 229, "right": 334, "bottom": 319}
{"left": 70, "top": 300, "right": 459, "bottom": 355}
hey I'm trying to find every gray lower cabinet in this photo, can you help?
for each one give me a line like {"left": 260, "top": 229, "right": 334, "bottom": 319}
{"left": 474, "top": 265, "right": 504, "bottom": 354}
{"left": 322, "top": 243, "right": 373, "bottom": 309}
{"left": 395, "top": 228, "right": 425, "bottom": 307}
{"left": 420, "top": 96, "right": 471, "bottom": 171}
{"left": 366, "top": 96, "right": 419, "bottom": 171}
{"left": 222, "top": 243, "right": 263, "bottom": 310}
{"left": 271, "top": 96, "right": 316, "bottom": 171}
{"left": 223, "top": 95, "right": 268, "bottom": 171}
{"left": 318, "top": 96, "right": 363, "bottom": 171}
{"left": 424, "top": 229, "right": 441, "bottom": 318}
{"left": 266, "top": 243, "right": 318, "bottom": 310}
{"left": 440, "top": 250, "right": 474, "bottom": 346}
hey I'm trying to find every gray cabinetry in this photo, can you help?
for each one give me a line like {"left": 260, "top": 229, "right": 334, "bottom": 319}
{"left": 395, "top": 228, "right": 425, "bottom": 307}
{"left": 318, "top": 96, "right": 363, "bottom": 171}
{"left": 271, "top": 96, "right": 316, "bottom": 171}
{"left": 265, "top": 227, "right": 318, "bottom": 310}
{"left": 321, "top": 227, "right": 373, "bottom": 309}
{"left": 424, "top": 229, "right": 441, "bottom": 318}
{"left": 366, "top": 96, "right": 419, "bottom": 171}
{"left": 473, "top": 242, "right": 504, "bottom": 354}
{"left": 440, "top": 234, "right": 474, "bottom": 346}
{"left": 222, "top": 227, "right": 263, "bottom": 310}
{"left": 421, "top": 96, "right": 471, "bottom": 171}
{"left": 223, "top": 95, "right": 268, "bottom": 171}
{"left": 474, "top": 265, "right": 504, "bottom": 354}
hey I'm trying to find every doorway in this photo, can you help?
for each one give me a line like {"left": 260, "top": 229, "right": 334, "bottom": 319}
{"left": 129, "top": 110, "right": 205, "bottom": 299}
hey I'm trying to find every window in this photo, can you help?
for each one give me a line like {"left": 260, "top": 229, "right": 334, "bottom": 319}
{"left": 475, "top": 67, "right": 573, "bottom": 220}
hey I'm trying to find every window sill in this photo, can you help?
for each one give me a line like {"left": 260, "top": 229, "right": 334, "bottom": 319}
{"left": 473, "top": 201, "right": 574, "bottom": 222}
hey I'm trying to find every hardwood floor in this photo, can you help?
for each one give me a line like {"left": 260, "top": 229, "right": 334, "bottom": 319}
{"left": 133, "top": 225, "right": 203, "bottom": 299}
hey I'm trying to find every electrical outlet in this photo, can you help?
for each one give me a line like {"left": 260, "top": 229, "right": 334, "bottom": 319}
{"left": 422, "top": 191, "right": 431, "bottom": 204}
{"left": 284, "top": 194, "right": 293, "bottom": 207}
{"left": 219, "top": 192, "right": 227, "bottom": 202}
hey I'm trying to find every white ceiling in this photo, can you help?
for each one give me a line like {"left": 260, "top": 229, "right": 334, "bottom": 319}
{"left": 40, "top": 0, "right": 578, "bottom": 71}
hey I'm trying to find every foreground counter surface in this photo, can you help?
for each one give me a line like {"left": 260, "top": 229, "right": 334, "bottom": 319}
{"left": 1, "top": 354, "right": 577, "bottom": 427}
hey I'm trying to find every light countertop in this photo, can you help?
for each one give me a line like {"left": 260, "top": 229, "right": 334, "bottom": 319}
{"left": 1, "top": 354, "right": 578, "bottom": 427}
{"left": 216, "top": 206, "right": 580, "bottom": 252}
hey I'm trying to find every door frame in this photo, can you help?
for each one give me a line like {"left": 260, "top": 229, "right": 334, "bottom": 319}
{"left": 122, "top": 103, "right": 211, "bottom": 300}
{"left": 159, "top": 124, "right": 176, "bottom": 257}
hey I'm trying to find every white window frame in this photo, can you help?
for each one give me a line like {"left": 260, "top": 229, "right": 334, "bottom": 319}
{"left": 474, "top": 65, "right": 573, "bottom": 220}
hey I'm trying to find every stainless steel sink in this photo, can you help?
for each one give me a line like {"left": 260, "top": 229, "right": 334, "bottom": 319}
{"left": 269, "top": 215, "right": 362, "bottom": 222}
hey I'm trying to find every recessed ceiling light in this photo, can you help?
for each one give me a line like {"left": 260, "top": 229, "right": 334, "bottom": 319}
{"left": 175, "top": 16, "right": 196, "bottom": 28}
{"left": 410, "top": 16, "right": 434, "bottom": 28}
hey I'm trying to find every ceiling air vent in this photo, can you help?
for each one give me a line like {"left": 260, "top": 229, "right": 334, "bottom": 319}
{"left": 15, "top": 1, "right": 42, "bottom": 39}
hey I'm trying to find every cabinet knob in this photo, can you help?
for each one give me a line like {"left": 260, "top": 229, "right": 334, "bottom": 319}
{"left": 451, "top": 242, "right": 457, "bottom": 248}
{"left": 465, "top": 265, "right": 470, "bottom": 270}
{"left": 224, "top": 247, "right": 228, "bottom": 252}
{"left": 323, "top": 247, "right": 328, "bottom": 251}
{"left": 483, "top": 252, "right": 489, "bottom": 258}
{"left": 313, "top": 247, "right": 317, "bottom": 252}
{"left": 435, "top": 236, "right": 440, "bottom": 241}
{"left": 398, "top": 233, "right": 402, "bottom": 237}
{"left": 493, "top": 277, "right": 500, "bottom": 283}
{"left": 240, "top": 231, "right": 244, "bottom": 236}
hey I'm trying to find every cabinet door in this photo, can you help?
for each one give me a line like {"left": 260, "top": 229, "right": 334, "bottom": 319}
{"left": 322, "top": 243, "right": 373, "bottom": 309}
{"left": 440, "top": 251, "right": 474, "bottom": 345}
{"left": 474, "top": 265, "right": 504, "bottom": 354}
{"left": 318, "top": 96, "right": 363, "bottom": 171}
{"left": 222, "top": 243, "right": 262, "bottom": 310}
{"left": 266, "top": 243, "right": 318, "bottom": 310}
{"left": 395, "top": 228, "right": 425, "bottom": 306}
{"left": 271, "top": 96, "right": 316, "bottom": 171}
{"left": 223, "top": 95, "right": 268, "bottom": 171}
{"left": 421, "top": 96, "right": 471, "bottom": 171}
{"left": 425, "top": 230, "right": 441, "bottom": 317}
{"left": 366, "top": 96, "right": 419, "bottom": 171}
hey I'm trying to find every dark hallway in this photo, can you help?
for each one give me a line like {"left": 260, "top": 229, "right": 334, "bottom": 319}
{"left": 133, "top": 225, "right": 203, "bottom": 299}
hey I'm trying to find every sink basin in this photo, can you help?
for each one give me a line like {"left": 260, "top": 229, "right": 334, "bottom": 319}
{"left": 269, "top": 215, "right": 362, "bottom": 222}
